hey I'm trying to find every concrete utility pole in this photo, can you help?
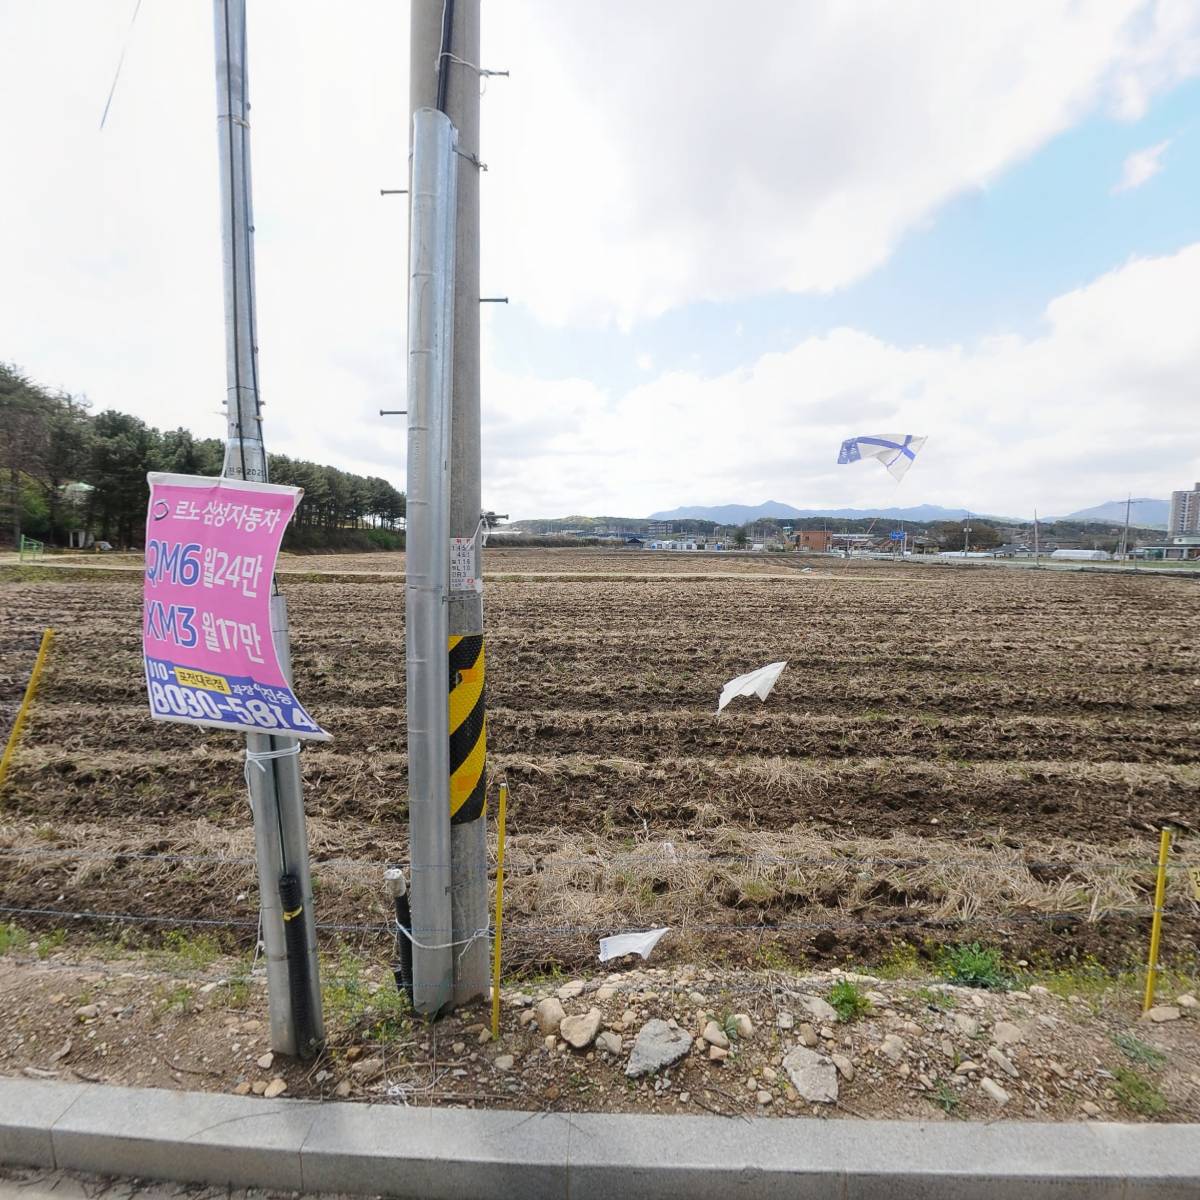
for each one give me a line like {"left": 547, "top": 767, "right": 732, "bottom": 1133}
{"left": 405, "top": 107, "right": 458, "bottom": 1014}
{"left": 213, "top": 0, "right": 323, "bottom": 1057}
{"left": 410, "top": 0, "right": 490, "bottom": 1007}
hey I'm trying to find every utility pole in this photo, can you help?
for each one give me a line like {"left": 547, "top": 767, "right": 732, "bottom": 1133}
{"left": 962, "top": 513, "right": 971, "bottom": 555}
{"left": 404, "top": 106, "right": 458, "bottom": 1014}
{"left": 1033, "top": 508, "right": 1040, "bottom": 567}
{"left": 410, "top": 0, "right": 490, "bottom": 1006}
{"left": 213, "top": 0, "right": 323, "bottom": 1057}
{"left": 1120, "top": 494, "right": 1132, "bottom": 562}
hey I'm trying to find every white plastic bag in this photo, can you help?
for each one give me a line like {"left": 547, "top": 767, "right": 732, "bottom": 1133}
{"left": 717, "top": 661, "right": 787, "bottom": 713}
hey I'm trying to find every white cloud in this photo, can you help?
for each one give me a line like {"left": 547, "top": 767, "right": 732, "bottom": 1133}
{"left": 1113, "top": 139, "right": 1171, "bottom": 191}
{"left": 483, "top": 0, "right": 1200, "bottom": 326}
{"left": 481, "top": 244, "right": 1200, "bottom": 518}
{"left": 1, "top": 2, "right": 1198, "bottom": 523}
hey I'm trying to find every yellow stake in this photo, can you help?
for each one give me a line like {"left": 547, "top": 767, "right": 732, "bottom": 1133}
{"left": 0, "top": 628, "right": 55, "bottom": 795}
{"left": 1143, "top": 827, "right": 1172, "bottom": 1013}
{"left": 491, "top": 779, "right": 509, "bottom": 1041}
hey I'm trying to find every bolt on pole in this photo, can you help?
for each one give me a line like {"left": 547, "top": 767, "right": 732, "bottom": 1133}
{"left": 212, "top": 0, "right": 323, "bottom": 1057}
{"left": 405, "top": 107, "right": 459, "bottom": 1014}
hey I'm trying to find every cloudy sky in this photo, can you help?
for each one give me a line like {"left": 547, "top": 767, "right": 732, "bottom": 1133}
{"left": 2, "top": 1, "right": 1199, "bottom": 520}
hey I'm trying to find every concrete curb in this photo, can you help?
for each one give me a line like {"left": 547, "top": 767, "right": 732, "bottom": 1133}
{"left": 1, "top": 1078, "right": 1197, "bottom": 1198}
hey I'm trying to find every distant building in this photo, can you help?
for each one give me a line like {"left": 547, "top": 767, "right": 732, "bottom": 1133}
{"left": 794, "top": 529, "right": 833, "bottom": 552}
{"left": 648, "top": 521, "right": 674, "bottom": 536}
{"left": 1169, "top": 483, "right": 1200, "bottom": 535}
{"left": 1051, "top": 548, "right": 1111, "bottom": 561}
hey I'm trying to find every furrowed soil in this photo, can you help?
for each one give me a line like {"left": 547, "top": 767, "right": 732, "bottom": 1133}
{"left": 2, "top": 550, "right": 1199, "bottom": 979}
{"left": 3, "top": 548, "right": 1199, "bottom": 1123}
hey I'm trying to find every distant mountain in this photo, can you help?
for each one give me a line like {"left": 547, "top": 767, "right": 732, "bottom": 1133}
{"left": 648, "top": 501, "right": 1014, "bottom": 523}
{"left": 1056, "top": 498, "right": 1168, "bottom": 528}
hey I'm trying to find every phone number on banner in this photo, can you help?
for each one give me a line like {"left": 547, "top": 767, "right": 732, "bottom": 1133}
{"left": 144, "top": 656, "right": 323, "bottom": 736}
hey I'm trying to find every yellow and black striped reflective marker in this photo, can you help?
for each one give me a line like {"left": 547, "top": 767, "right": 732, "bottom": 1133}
{"left": 448, "top": 633, "right": 486, "bottom": 823}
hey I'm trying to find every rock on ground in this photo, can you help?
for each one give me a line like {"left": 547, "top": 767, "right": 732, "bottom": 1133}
{"left": 980, "top": 1077, "right": 1010, "bottom": 1105}
{"left": 1142, "top": 1006, "right": 1182, "bottom": 1023}
{"left": 535, "top": 998, "right": 566, "bottom": 1035}
{"left": 701, "top": 1020, "right": 730, "bottom": 1049}
{"left": 782, "top": 1046, "right": 838, "bottom": 1104}
{"left": 804, "top": 996, "right": 839, "bottom": 1024}
{"left": 596, "top": 1030, "right": 623, "bottom": 1056}
{"left": 560, "top": 1008, "right": 602, "bottom": 1049}
{"left": 625, "top": 1019, "right": 693, "bottom": 1078}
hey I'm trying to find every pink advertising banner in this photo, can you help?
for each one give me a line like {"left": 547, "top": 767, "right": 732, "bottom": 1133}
{"left": 142, "top": 472, "right": 329, "bottom": 740}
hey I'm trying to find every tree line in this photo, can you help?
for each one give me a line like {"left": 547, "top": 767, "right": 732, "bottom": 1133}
{"left": 0, "top": 363, "right": 405, "bottom": 550}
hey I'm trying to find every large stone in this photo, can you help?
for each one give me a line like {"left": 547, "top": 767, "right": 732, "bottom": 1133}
{"left": 980, "top": 1077, "right": 1010, "bottom": 1105}
{"left": 625, "top": 1019, "right": 693, "bottom": 1078}
{"left": 561, "top": 1007, "right": 603, "bottom": 1049}
{"left": 831, "top": 1053, "right": 855, "bottom": 1082}
{"left": 556, "top": 980, "right": 585, "bottom": 1001}
{"left": 804, "top": 996, "right": 839, "bottom": 1024}
{"left": 991, "top": 1021, "right": 1023, "bottom": 1046}
{"left": 730, "top": 1013, "right": 754, "bottom": 1039}
{"left": 595, "top": 1030, "right": 623, "bottom": 1056}
{"left": 782, "top": 1046, "right": 838, "bottom": 1104}
{"left": 1143, "top": 1006, "right": 1182, "bottom": 1023}
{"left": 880, "top": 1034, "right": 906, "bottom": 1063}
{"left": 263, "top": 1078, "right": 287, "bottom": 1099}
{"left": 953, "top": 1014, "right": 980, "bottom": 1037}
{"left": 987, "top": 1046, "right": 1019, "bottom": 1079}
{"left": 701, "top": 1020, "right": 729, "bottom": 1049}
{"left": 797, "top": 1023, "right": 819, "bottom": 1048}
{"left": 535, "top": 998, "right": 566, "bottom": 1036}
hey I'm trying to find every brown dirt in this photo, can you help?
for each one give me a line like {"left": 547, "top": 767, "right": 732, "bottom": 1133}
{"left": 1, "top": 948, "right": 1197, "bottom": 1123}
{"left": 1, "top": 551, "right": 1199, "bottom": 976}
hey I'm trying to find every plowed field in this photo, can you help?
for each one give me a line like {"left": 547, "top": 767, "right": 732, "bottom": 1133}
{"left": 2, "top": 550, "right": 1198, "bottom": 973}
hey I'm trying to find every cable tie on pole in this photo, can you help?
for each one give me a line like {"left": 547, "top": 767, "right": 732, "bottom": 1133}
{"left": 437, "top": 51, "right": 508, "bottom": 77}
{"left": 242, "top": 743, "right": 302, "bottom": 814}
{"left": 393, "top": 918, "right": 489, "bottom": 964}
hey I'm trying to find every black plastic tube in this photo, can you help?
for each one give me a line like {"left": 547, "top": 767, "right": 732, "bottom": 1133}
{"left": 393, "top": 889, "right": 414, "bottom": 1002}
{"left": 278, "top": 872, "right": 315, "bottom": 1056}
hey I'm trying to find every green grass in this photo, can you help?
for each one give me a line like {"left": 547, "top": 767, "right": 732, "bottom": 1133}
{"left": 916, "top": 986, "right": 956, "bottom": 1010}
{"left": 938, "top": 943, "right": 1010, "bottom": 990}
{"left": 827, "top": 979, "right": 872, "bottom": 1022}
{"left": 323, "top": 948, "right": 412, "bottom": 1042}
{"left": 871, "top": 943, "right": 922, "bottom": 979}
{"left": 930, "top": 1081, "right": 961, "bottom": 1116}
{"left": 35, "top": 928, "right": 68, "bottom": 958}
{"left": 153, "top": 983, "right": 195, "bottom": 1017}
{"left": 1113, "top": 1032, "right": 1167, "bottom": 1068}
{"left": 0, "top": 923, "right": 30, "bottom": 955}
{"left": 1111, "top": 1066, "right": 1168, "bottom": 1117}
{"left": 158, "top": 930, "right": 222, "bottom": 971}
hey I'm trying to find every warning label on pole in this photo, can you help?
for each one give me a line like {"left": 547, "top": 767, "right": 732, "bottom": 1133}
{"left": 141, "top": 472, "right": 330, "bottom": 740}
{"left": 450, "top": 536, "right": 483, "bottom": 593}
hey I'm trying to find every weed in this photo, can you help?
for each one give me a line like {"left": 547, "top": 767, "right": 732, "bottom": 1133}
{"left": 916, "top": 986, "right": 956, "bottom": 1010}
{"left": 1113, "top": 1032, "right": 1166, "bottom": 1069}
{"left": 159, "top": 930, "right": 221, "bottom": 971}
{"left": 930, "top": 1081, "right": 960, "bottom": 1115}
{"left": 323, "top": 948, "right": 412, "bottom": 1042}
{"left": 754, "top": 942, "right": 792, "bottom": 972}
{"left": 827, "top": 979, "right": 872, "bottom": 1022}
{"left": 736, "top": 877, "right": 777, "bottom": 905}
{"left": 872, "top": 943, "right": 922, "bottom": 979}
{"left": 1111, "top": 1066, "right": 1168, "bottom": 1117}
{"left": 220, "top": 976, "right": 252, "bottom": 1009}
{"left": 154, "top": 984, "right": 195, "bottom": 1016}
{"left": 938, "top": 943, "right": 1010, "bottom": 990}
{"left": 35, "top": 928, "right": 68, "bottom": 959}
{"left": 0, "top": 923, "right": 30, "bottom": 955}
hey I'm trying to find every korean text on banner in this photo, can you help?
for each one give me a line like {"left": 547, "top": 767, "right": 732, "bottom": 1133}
{"left": 142, "top": 472, "right": 330, "bottom": 740}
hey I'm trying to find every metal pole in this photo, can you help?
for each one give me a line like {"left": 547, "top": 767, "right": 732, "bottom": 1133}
{"left": 406, "top": 107, "right": 458, "bottom": 1014}
{"left": 411, "top": 0, "right": 490, "bottom": 1007}
{"left": 212, "top": 0, "right": 322, "bottom": 1057}
{"left": 1121, "top": 494, "right": 1132, "bottom": 562}
{"left": 1033, "top": 508, "right": 1040, "bottom": 567}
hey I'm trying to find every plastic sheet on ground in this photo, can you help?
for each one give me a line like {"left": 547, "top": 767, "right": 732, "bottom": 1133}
{"left": 717, "top": 660, "right": 787, "bottom": 713}
{"left": 599, "top": 926, "right": 670, "bottom": 963}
